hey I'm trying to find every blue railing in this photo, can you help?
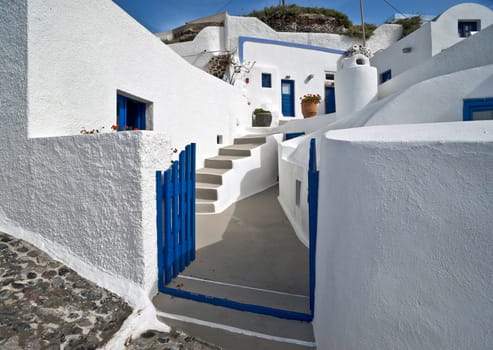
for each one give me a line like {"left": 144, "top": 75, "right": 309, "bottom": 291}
{"left": 156, "top": 143, "right": 196, "bottom": 288}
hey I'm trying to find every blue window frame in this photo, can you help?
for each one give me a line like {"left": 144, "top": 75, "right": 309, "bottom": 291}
{"left": 261, "top": 73, "right": 272, "bottom": 88}
{"left": 463, "top": 98, "right": 493, "bottom": 121}
{"left": 380, "top": 69, "right": 392, "bottom": 84}
{"left": 117, "top": 94, "right": 147, "bottom": 131}
{"left": 458, "top": 20, "right": 479, "bottom": 38}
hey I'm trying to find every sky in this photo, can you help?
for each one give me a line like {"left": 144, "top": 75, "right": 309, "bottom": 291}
{"left": 112, "top": 0, "right": 493, "bottom": 33}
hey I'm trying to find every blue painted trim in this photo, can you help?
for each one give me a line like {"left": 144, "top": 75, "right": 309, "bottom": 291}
{"left": 308, "top": 139, "right": 319, "bottom": 315}
{"left": 463, "top": 97, "right": 493, "bottom": 121}
{"left": 191, "top": 143, "right": 196, "bottom": 261}
{"left": 160, "top": 287, "right": 313, "bottom": 322}
{"left": 164, "top": 169, "right": 173, "bottom": 285}
{"left": 156, "top": 171, "right": 165, "bottom": 289}
{"left": 285, "top": 132, "right": 305, "bottom": 140}
{"left": 239, "top": 36, "right": 345, "bottom": 63}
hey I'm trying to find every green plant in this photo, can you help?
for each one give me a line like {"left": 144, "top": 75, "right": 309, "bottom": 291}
{"left": 300, "top": 94, "right": 321, "bottom": 104}
{"left": 394, "top": 16, "right": 422, "bottom": 38}
{"left": 253, "top": 108, "right": 271, "bottom": 114}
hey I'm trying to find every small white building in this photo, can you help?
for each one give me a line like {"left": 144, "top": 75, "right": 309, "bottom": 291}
{"left": 371, "top": 3, "right": 493, "bottom": 85}
{"left": 160, "top": 13, "right": 402, "bottom": 124}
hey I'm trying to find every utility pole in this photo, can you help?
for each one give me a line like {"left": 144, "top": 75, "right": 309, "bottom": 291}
{"left": 359, "top": 0, "right": 366, "bottom": 46}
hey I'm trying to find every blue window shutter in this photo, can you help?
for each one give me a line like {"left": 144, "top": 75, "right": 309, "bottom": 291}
{"left": 117, "top": 95, "right": 127, "bottom": 131}
{"left": 138, "top": 103, "right": 146, "bottom": 130}
{"left": 262, "top": 73, "right": 272, "bottom": 88}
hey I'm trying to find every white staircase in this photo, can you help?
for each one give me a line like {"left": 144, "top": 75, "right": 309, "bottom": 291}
{"left": 196, "top": 134, "right": 280, "bottom": 214}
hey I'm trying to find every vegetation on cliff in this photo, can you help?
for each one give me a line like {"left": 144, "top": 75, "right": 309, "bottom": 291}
{"left": 246, "top": 4, "right": 376, "bottom": 39}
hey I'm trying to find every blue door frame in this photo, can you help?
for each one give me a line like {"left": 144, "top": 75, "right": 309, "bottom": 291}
{"left": 157, "top": 141, "right": 319, "bottom": 322}
{"left": 281, "top": 79, "right": 295, "bottom": 117}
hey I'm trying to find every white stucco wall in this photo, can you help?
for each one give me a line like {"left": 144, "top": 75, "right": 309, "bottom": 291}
{"left": 28, "top": 0, "right": 250, "bottom": 167}
{"left": 1, "top": 0, "right": 177, "bottom": 341}
{"left": 367, "top": 64, "right": 493, "bottom": 126}
{"left": 225, "top": 15, "right": 401, "bottom": 54}
{"left": 242, "top": 39, "right": 342, "bottom": 121}
{"left": 169, "top": 26, "right": 225, "bottom": 70}
{"left": 371, "top": 3, "right": 493, "bottom": 82}
{"left": 371, "top": 21, "right": 432, "bottom": 79}
{"left": 314, "top": 121, "right": 493, "bottom": 350}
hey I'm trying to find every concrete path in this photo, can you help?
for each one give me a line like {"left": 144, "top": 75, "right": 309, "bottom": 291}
{"left": 153, "top": 185, "right": 314, "bottom": 349}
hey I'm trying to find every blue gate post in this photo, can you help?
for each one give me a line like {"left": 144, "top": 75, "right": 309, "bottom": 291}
{"left": 308, "top": 138, "right": 319, "bottom": 315}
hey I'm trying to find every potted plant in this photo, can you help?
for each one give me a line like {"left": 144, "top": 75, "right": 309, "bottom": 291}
{"left": 300, "top": 94, "right": 321, "bottom": 118}
{"left": 252, "top": 108, "right": 272, "bottom": 127}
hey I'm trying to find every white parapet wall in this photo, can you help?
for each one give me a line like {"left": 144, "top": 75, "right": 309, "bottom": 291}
{"left": 314, "top": 121, "right": 493, "bottom": 350}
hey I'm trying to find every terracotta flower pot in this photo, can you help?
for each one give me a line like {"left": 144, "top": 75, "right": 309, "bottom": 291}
{"left": 301, "top": 102, "right": 318, "bottom": 118}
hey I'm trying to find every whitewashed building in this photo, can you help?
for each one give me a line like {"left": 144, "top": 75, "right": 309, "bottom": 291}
{"left": 371, "top": 2, "right": 493, "bottom": 86}
{"left": 160, "top": 13, "right": 402, "bottom": 122}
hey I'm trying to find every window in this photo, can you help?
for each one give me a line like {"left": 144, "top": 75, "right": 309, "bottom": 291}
{"left": 458, "top": 20, "right": 480, "bottom": 37}
{"left": 261, "top": 73, "right": 272, "bottom": 88}
{"left": 380, "top": 69, "right": 392, "bottom": 84}
{"left": 117, "top": 94, "right": 149, "bottom": 131}
{"left": 463, "top": 98, "right": 493, "bottom": 121}
{"left": 325, "top": 72, "right": 335, "bottom": 81}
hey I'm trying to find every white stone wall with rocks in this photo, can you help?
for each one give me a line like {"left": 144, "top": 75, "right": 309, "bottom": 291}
{"left": 314, "top": 121, "right": 493, "bottom": 350}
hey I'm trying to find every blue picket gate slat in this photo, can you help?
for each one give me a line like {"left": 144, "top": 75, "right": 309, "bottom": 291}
{"left": 157, "top": 143, "right": 196, "bottom": 289}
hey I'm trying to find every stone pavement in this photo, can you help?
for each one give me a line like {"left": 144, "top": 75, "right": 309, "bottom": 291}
{"left": 0, "top": 232, "right": 222, "bottom": 350}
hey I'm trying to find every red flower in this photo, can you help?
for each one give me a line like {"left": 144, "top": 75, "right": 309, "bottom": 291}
{"left": 173, "top": 148, "right": 178, "bottom": 153}
{"left": 111, "top": 125, "right": 118, "bottom": 130}
{"left": 133, "top": 127, "right": 140, "bottom": 131}
{"left": 124, "top": 125, "right": 129, "bottom": 130}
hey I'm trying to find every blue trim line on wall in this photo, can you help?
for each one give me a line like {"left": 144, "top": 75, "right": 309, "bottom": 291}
{"left": 239, "top": 36, "right": 345, "bottom": 62}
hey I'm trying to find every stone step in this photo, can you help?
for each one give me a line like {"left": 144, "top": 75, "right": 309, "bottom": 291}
{"left": 234, "top": 135, "right": 267, "bottom": 145}
{"left": 196, "top": 183, "right": 220, "bottom": 201}
{"left": 218, "top": 143, "right": 260, "bottom": 157}
{"left": 196, "top": 168, "right": 228, "bottom": 185}
{"left": 196, "top": 199, "right": 215, "bottom": 214}
{"left": 204, "top": 155, "right": 245, "bottom": 169}
{"left": 153, "top": 293, "right": 315, "bottom": 350}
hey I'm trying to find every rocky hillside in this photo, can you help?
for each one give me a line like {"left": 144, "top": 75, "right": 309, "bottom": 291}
{"left": 247, "top": 4, "right": 376, "bottom": 38}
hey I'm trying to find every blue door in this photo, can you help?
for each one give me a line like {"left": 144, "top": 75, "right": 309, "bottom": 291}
{"left": 325, "top": 86, "right": 336, "bottom": 114}
{"left": 281, "top": 80, "right": 295, "bottom": 117}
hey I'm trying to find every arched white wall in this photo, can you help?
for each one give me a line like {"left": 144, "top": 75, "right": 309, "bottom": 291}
{"left": 430, "top": 3, "right": 493, "bottom": 55}
{"left": 314, "top": 121, "right": 493, "bottom": 350}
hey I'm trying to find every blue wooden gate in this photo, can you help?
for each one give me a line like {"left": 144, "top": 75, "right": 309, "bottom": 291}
{"left": 155, "top": 140, "right": 320, "bottom": 322}
{"left": 156, "top": 143, "right": 196, "bottom": 288}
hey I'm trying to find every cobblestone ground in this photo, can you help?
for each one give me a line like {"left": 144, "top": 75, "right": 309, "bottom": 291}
{"left": 0, "top": 232, "right": 222, "bottom": 350}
